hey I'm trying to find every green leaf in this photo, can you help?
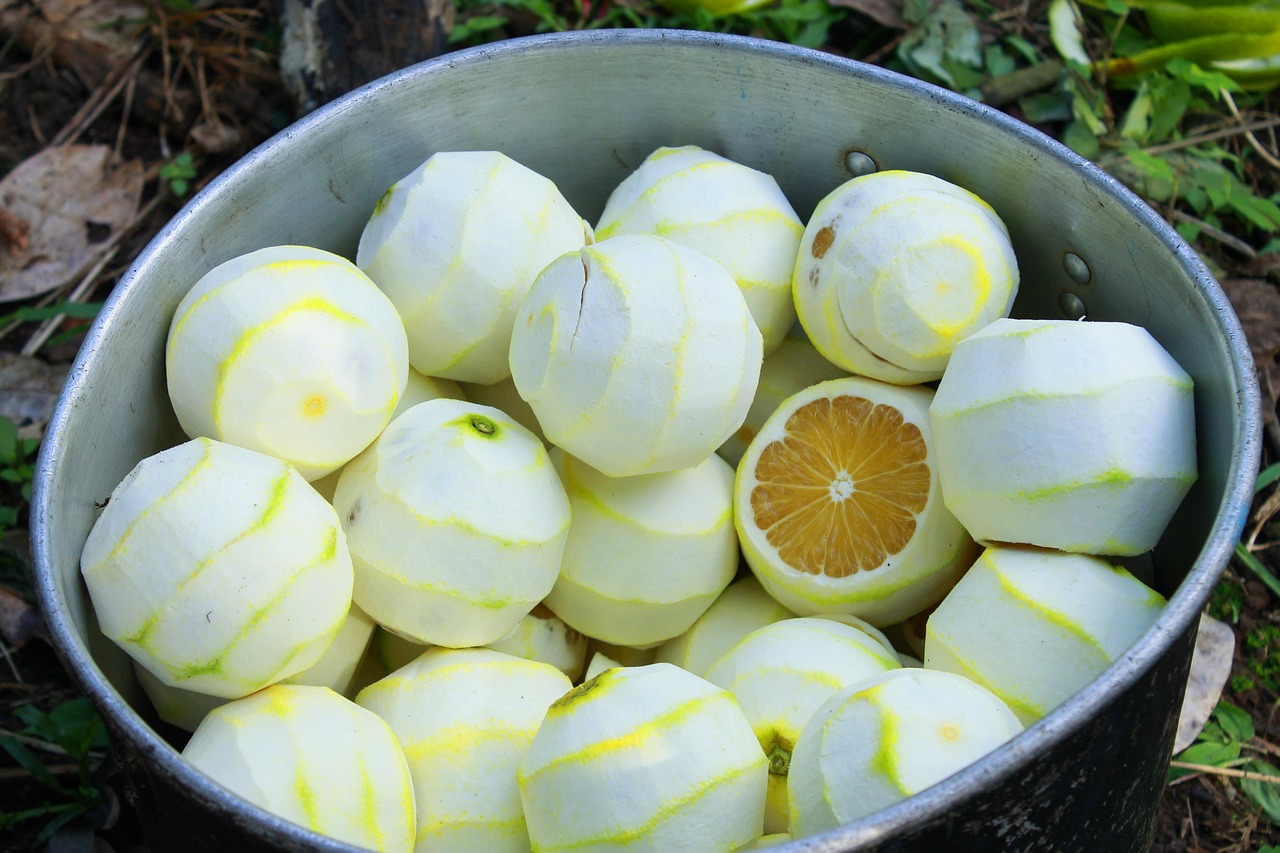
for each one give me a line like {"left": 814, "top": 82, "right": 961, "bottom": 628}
{"left": 1020, "top": 92, "right": 1074, "bottom": 123}
{"left": 448, "top": 15, "right": 509, "bottom": 44}
{"left": 0, "top": 736, "right": 66, "bottom": 793}
{"left": 1145, "top": 75, "right": 1193, "bottom": 143}
{"left": 984, "top": 44, "right": 1016, "bottom": 78}
{"left": 1104, "top": 0, "right": 1127, "bottom": 13}
{"left": 1049, "top": 0, "right": 1090, "bottom": 65}
{"left": 1176, "top": 738, "right": 1242, "bottom": 767}
{"left": 1119, "top": 81, "right": 1153, "bottom": 141}
{"left": 1242, "top": 758, "right": 1280, "bottom": 823}
{"left": 0, "top": 417, "right": 17, "bottom": 466}
{"left": 1003, "top": 34, "right": 1041, "bottom": 64}
{"left": 1214, "top": 701, "right": 1255, "bottom": 743}
{"left": 1175, "top": 219, "right": 1202, "bottom": 243}
{"left": 1236, "top": 542, "right": 1280, "bottom": 599}
{"left": 1062, "top": 118, "right": 1101, "bottom": 158}
{"left": 1167, "top": 58, "right": 1243, "bottom": 96}
{"left": 898, "top": 0, "right": 982, "bottom": 88}
{"left": 1127, "top": 149, "right": 1176, "bottom": 184}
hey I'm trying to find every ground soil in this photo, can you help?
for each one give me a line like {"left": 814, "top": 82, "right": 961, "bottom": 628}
{"left": 1, "top": 1, "right": 1278, "bottom": 851}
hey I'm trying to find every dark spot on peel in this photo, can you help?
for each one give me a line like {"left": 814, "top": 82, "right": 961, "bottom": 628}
{"left": 812, "top": 225, "right": 836, "bottom": 259}
{"left": 347, "top": 499, "right": 362, "bottom": 526}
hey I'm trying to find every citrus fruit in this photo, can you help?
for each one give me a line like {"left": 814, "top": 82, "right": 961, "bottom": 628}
{"left": 357, "top": 647, "right": 573, "bottom": 853}
{"left": 544, "top": 447, "right": 738, "bottom": 647}
{"left": 924, "top": 545, "right": 1167, "bottom": 724}
{"left": 310, "top": 367, "right": 465, "bottom": 502}
{"left": 356, "top": 150, "right": 592, "bottom": 384}
{"left": 929, "top": 318, "right": 1197, "bottom": 555}
{"left": 718, "top": 336, "right": 848, "bottom": 467}
{"left": 792, "top": 170, "right": 1018, "bottom": 384}
{"left": 734, "top": 376, "right": 976, "bottom": 625}
{"left": 787, "top": 669, "right": 1023, "bottom": 836}
{"left": 81, "top": 437, "right": 353, "bottom": 699}
{"left": 704, "top": 617, "right": 902, "bottom": 833}
{"left": 166, "top": 245, "right": 409, "bottom": 480}
{"left": 459, "top": 376, "right": 546, "bottom": 444}
{"left": 517, "top": 663, "right": 767, "bottom": 853}
{"left": 488, "top": 604, "right": 589, "bottom": 683}
{"left": 595, "top": 145, "right": 803, "bottom": 353}
{"left": 508, "top": 232, "right": 763, "bottom": 477}
{"left": 332, "top": 398, "right": 570, "bottom": 647}
{"left": 133, "top": 603, "right": 377, "bottom": 732}
{"left": 654, "top": 575, "right": 794, "bottom": 678}
{"left": 182, "top": 684, "right": 415, "bottom": 853}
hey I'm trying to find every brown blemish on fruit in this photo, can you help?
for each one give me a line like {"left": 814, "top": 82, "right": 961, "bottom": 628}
{"left": 811, "top": 225, "right": 836, "bottom": 259}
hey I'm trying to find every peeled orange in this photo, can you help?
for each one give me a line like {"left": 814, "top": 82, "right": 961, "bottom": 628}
{"left": 734, "top": 377, "right": 975, "bottom": 625}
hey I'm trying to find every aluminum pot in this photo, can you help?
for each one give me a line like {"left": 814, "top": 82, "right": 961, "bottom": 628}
{"left": 32, "top": 28, "right": 1260, "bottom": 853}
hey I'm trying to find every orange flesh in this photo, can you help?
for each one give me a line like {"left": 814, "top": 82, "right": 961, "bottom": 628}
{"left": 750, "top": 395, "right": 929, "bottom": 577}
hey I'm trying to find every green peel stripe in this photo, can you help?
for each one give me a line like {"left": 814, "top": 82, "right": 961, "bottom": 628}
{"left": 101, "top": 439, "right": 215, "bottom": 566}
{"left": 525, "top": 692, "right": 726, "bottom": 781}
{"left": 157, "top": 526, "right": 343, "bottom": 682}
{"left": 550, "top": 758, "right": 762, "bottom": 851}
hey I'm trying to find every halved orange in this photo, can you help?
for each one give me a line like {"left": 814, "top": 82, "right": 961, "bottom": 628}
{"left": 734, "top": 376, "right": 976, "bottom": 626}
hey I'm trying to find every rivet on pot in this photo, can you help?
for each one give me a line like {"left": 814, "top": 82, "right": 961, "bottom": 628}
{"left": 1063, "top": 252, "right": 1092, "bottom": 285}
{"left": 844, "top": 150, "right": 877, "bottom": 177}
{"left": 1059, "top": 291, "right": 1087, "bottom": 320}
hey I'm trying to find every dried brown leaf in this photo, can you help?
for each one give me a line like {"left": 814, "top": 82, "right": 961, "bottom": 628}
{"left": 0, "top": 145, "right": 142, "bottom": 303}
{"left": 826, "top": 0, "right": 904, "bottom": 30}
{"left": 0, "top": 207, "right": 29, "bottom": 256}
{"left": 0, "top": 583, "right": 43, "bottom": 648}
{"left": 0, "top": 354, "right": 70, "bottom": 438}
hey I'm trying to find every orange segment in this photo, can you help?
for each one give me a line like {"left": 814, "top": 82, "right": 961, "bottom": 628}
{"left": 733, "top": 375, "right": 975, "bottom": 625}
{"left": 751, "top": 396, "right": 929, "bottom": 577}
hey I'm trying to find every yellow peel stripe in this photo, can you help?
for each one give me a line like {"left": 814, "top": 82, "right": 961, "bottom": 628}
{"left": 126, "top": 468, "right": 293, "bottom": 646}
{"left": 157, "top": 526, "right": 342, "bottom": 681}
{"left": 97, "top": 439, "right": 215, "bottom": 566}
{"left": 993, "top": 566, "right": 1113, "bottom": 664}
{"left": 296, "top": 764, "right": 323, "bottom": 831}
{"left": 563, "top": 459, "right": 730, "bottom": 536}
{"left": 924, "top": 632, "right": 1042, "bottom": 721}
{"left": 418, "top": 815, "right": 524, "bottom": 843}
{"left": 935, "top": 373, "right": 1193, "bottom": 419}
{"left": 522, "top": 692, "right": 725, "bottom": 781}
{"left": 364, "top": 659, "right": 536, "bottom": 702}
{"left": 550, "top": 758, "right": 762, "bottom": 851}
{"left": 864, "top": 686, "right": 910, "bottom": 797}
{"left": 212, "top": 295, "right": 368, "bottom": 434}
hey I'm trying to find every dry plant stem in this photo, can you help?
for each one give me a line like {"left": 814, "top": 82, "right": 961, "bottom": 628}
{"left": 1168, "top": 761, "right": 1280, "bottom": 785}
{"left": 1246, "top": 486, "right": 1280, "bottom": 550}
{"left": 20, "top": 244, "right": 120, "bottom": 357}
{"left": 1248, "top": 738, "right": 1280, "bottom": 760}
{"left": 1222, "top": 89, "right": 1280, "bottom": 173}
{"left": 0, "top": 635, "right": 20, "bottom": 684}
{"left": 50, "top": 44, "right": 149, "bottom": 148}
{"left": 1145, "top": 117, "right": 1280, "bottom": 156}
{"left": 0, "top": 764, "right": 83, "bottom": 781}
{"left": 1166, "top": 209, "right": 1257, "bottom": 258}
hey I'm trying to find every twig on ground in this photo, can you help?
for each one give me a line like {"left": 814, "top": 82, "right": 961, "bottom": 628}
{"left": 1166, "top": 209, "right": 1257, "bottom": 258}
{"left": 1222, "top": 89, "right": 1280, "bottom": 173}
{"left": 20, "top": 244, "right": 119, "bottom": 357}
{"left": 1144, "top": 117, "right": 1280, "bottom": 157}
{"left": 50, "top": 45, "right": 150, "bottom": 148}
{"left": 0, "top": 635, "right": 21, "bottom": 684}
{"left": 1169, "top": 760, "right": 1280, "bottom": 785}
{"left": 0, "top": 764, "right": 83, "bottom": 781}
{"left": 1247, "top": 487, "right": 1280, "bottom": 550}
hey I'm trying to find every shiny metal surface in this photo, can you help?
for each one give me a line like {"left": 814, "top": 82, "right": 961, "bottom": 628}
{"left": 31, "top": 29, "right": 1260, "bottom": 851}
